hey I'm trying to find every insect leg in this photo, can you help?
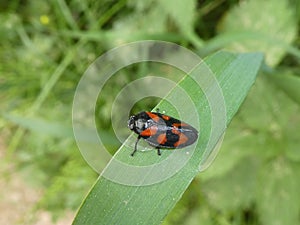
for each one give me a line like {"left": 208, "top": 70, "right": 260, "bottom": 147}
{"left": 131, "top": 135, "right": 141, "bottom": 156}
{"left": 156, "top": 147, "right": 161, "bottom": 156}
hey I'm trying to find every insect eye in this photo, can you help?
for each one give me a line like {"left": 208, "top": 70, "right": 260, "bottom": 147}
{"left": 127, "top": 116, "right": 135, "bottom": 130}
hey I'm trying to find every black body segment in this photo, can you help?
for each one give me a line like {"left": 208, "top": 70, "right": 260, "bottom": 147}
{"left": 127, "top": 111, "right": 198, "bottom": 156}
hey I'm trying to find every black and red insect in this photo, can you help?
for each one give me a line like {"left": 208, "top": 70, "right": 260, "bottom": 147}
{"left": 128, "top": 110, "right": 198, "bottom": 156}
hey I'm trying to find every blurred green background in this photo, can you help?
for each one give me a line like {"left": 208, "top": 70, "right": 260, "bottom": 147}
{"left": 0, "top": 0, "right": 299, "bottom": 224}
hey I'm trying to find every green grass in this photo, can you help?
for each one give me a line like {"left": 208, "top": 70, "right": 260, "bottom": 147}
{"left": 72, "top": 51, "right": 263, "bottom": 225}
{"left": 0, "top": 0, "right": 299, "bottom": 224}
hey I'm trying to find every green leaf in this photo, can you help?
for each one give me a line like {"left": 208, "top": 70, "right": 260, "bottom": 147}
{"left": 3, "top": 113, "right": 73, "bottom": 138}
{"left": 269, "top": 71, "right": 300, "bottom": 106}
{"left": 199, "top": 124, "right": 258, "bottom": 181}
{"left": 157, "top": 0, "right": 203, "bottom": 48}
{"left": 3, "top": 113, "right": 118, "bottom": 146}
{"left": 218, "top": 0, "right": 297, "bottom": 66}
{"left": 234, "top": 74, "right": 300, "bottom": 160}
{"left": 158, "top": 0, "right": 196, "bottom": 33}
{"left": 176, "top": 205, "right": 214, "bottom": 225}
{"left": 202, "top": 156, "right": 258, "bottom": 211}
{"left": 72, "top": 51, "right": 263, "bottom": 225}
{"left": 199, "top": 73, "right": 300, "bottom": 223}
{"left": 256, "top": 158, "right": 300, "bottom": 225}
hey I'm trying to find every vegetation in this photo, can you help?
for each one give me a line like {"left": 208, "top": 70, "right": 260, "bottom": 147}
{"left": 0, "top": 0, "right": 299, "bottom": 224}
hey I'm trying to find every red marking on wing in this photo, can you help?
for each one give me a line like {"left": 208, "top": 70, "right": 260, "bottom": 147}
{"left": 146, "top": 112, "right": 160, "bottom": 122}
{"left": 140, "top": 126, "right": 158, "bottom": 137}
{"left": 174, "top": 133, "right": 188, "bottom": 147}
{"left": 171, "top": 126, "right": 180, "bottom": 134}
{"left": 162, "top": 115, "right": 170, "bottom": 120}
{"left": 172, "top": 122, "right": 189, "bottom": 128}
{"left": 157, "top": 133, "right": 167, "bottom": 145}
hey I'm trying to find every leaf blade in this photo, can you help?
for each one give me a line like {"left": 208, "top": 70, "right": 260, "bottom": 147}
{"left": 72, "top": 51, "right": 263, "bottom": 225}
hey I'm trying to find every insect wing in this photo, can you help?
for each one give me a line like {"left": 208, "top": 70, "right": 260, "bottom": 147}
{"left": 143, "top": 112, "right": 198, "bottom": 149}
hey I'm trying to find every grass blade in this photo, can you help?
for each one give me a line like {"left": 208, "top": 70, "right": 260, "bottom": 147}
{"left": 72, "top": 51, "right": 263, "bottom": 225}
